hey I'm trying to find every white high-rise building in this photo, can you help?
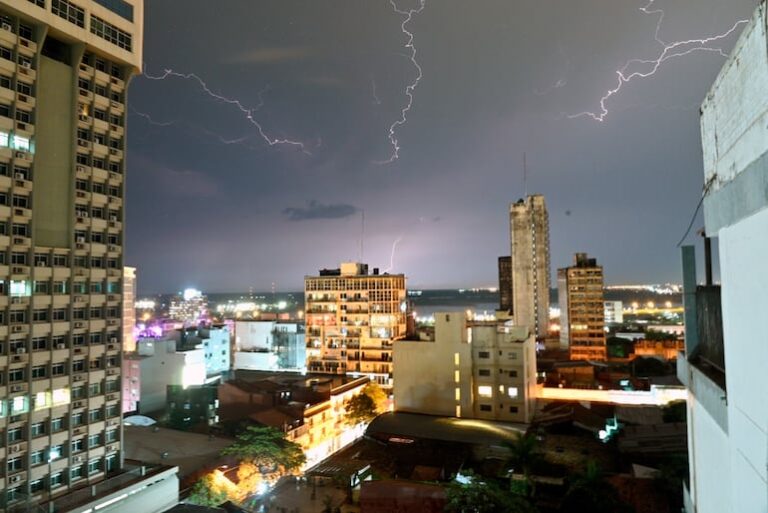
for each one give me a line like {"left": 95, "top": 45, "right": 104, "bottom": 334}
{"left": 680, "top": 5, "right": 768, "bottom": 512}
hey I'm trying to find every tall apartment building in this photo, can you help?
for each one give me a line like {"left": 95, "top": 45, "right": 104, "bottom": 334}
{"left": 558, "top": 253, "right": 607, "bottom": 360}
{"left": 305, "top": 262, "right": 406, "bottom": 387}
{"left": 679, "top": 5, "right": 768, "bottom": 512}
{"left": 0, "top": 2, "right": 177, "bottom": 511}
{"left": 393, "top": 312, "right": 537, "bottom": 423}
{"left": 509, "top": 194, "right": 551, "bottom": 338}
{"left": 121, "top": 265, "right": 134, "bottom": 351}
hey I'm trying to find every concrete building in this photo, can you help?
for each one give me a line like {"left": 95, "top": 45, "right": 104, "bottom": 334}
{"left": 0, "top": 1, "right": 178, "bottom": 511}
{"left": 497, "top": 255, "right": 512, "bottom": 312}
{"left": 305, "top": 262, "right": 407, "bottom": 387}
{"left": 604, "top": 300, "right": 623, "bottom": 324}
{"left": 558, "top": 253, "right": 607, "bottom": 360}
{"left": 509, "top": 195, "right": 550, "bottom": 338}
{"left": 393, "top": 312, "right": 537, "bottom": 423}
{"left": 233, "top": 320, "right": 306, "bottom": 372}
{"left": 679, "top": 5, "right": 768, "bottom": 512}
{"left": 218, "top": 371, "right": 369, "bottom": 469}
{"left": 167, "top": 288, "right": 207, "bottom": 325}
{"left": 121, "top": 265, "right": 135, "bottom": 351}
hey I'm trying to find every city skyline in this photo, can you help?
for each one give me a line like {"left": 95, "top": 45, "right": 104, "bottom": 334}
{"left": 126, "top": 0, "right": 753, "bottom": 293}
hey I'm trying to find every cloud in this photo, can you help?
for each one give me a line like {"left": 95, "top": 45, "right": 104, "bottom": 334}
{"left": 228, "top": 46, "right": 314, "bottom": 64}
{"left": 282, "top": 200, "right": 359, "bottom": 221}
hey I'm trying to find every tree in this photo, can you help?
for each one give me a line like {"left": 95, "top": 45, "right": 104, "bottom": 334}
{"left": 221, "top": 425, "right": 306, "bottom": 474}
{"left": 344, "top": 382, "right": 387, "bottom": 425}
{"left": 188, "top": 473, "right": 228, "bottom": 507}
{"left": 445, "top": 471, "right": 537, "bottom": 513}
{"left": 561, "top": 461, "right": 629, "bottom": 513}
{"left": 503, "top": 433, "right": 542, "bottom": 498}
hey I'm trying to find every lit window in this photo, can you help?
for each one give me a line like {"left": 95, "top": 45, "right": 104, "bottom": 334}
{"left": 0, "top": 131, "right": 8, "bottom": 146}
{"left": 507, "top": 387, "right": 519, "bottom": 399}
{"left": 478, "top": 385, "right": 493, "bottom": 398}
{"left": 10, "top": 280, "right": 30, "bottom": 297}
{"left": 13, "top": 135, "right": 30, "bottom": 152}
{"left": 52, "top": 388, "right": 70, "bottom": 406}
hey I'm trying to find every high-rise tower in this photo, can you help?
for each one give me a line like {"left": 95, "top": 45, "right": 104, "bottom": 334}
{"left": 509, "top": 194, "right": 550, "bottom": 338}
{"left": 0, "top": 3, "right": 178, "bottom": 511}
{"left": 558, "top": 253, "right": 606, "bottom": 360}
{"left": 305, "top": 262, "right": 406, "bottom": 388}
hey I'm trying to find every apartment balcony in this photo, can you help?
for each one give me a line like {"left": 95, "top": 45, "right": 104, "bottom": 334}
{"left": 0, "top": 57, "right": 13, "bottom": 75}
{"left": 692, "top": 285, "right": 725, "bottom": 389}
{"left": 11, "top": 206, "right": 31, "bottom": 221}
{"left": 17, "top": 37, "right": 36, "bottom": 57}
{"left": 79, "top": 62, "right": 94, "bottom": 76}
{"left": 16, "top": 91, "right": 35, "bottom": 108}
{"left": 0, "top": 85, "right": 13, "bottom": 103}
{"left": 13, "top": 176, "right": 32, "bottom": 192}
{"left": 0, "top": 26, "right": 14, "bottom": 45}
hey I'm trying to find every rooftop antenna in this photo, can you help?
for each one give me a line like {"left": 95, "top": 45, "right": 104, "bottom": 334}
{"left": 359, "top": 209, "right": 365, "bottom": 263}
{"left": 523, "top": 152, "right": 528, "bottom": 198}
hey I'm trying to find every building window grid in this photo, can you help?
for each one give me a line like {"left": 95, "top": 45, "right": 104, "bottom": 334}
{"left": 90, "top": 15, "right": 132, "bottom": 52}
{"left": 52, "top": 0, "right": 85, "bottom": 28}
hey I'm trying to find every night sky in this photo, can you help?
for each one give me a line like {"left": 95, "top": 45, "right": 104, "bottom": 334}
{"left": 126, "top": 0, "right": 754, "bottom": 294}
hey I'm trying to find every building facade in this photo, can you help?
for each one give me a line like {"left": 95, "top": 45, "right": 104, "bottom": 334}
{"left": 497, "top": 255, "right": 512, "bottom": 312}
{"left": 393, "top": 312, "right": 537, "bottom": 423}
{"left": 603, "top": 300, "right": 623, "bottom": 324}
{"left": 509, "top": 195, "right": 550, "bottom": 338}
{"left": 679, "top": 5, "right": 768, "bottom": 512}
{"left": 305, "top": 262, "right": 407, "bottom": 387}
{"left": 121, "top": 265, "right": 134, "bottom": 351}
{"left": 558, "top": 253, "right": 607, "bottom": 360}
{"left": 233, "top": 320, "right": 305, "bottom": 372}
{"left": 0, "top": 2, "right": 180, "bottom": 511}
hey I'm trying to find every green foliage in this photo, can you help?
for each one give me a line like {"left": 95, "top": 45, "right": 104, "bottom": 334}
{"left": 344, "top": 381, "right": 388, "bottom": 425}
{"left": 503, "top": 433, "right": 542, "bottom": 497}
{"left": 445, "top": 471, "right": 538, "bottom": 513}
{"left": 561, "top": 461, "right": 630, "bottom": 513}
{"left": 221, "top": 425, "right": 306, "bottom": 472}
{"left": 632, "top": 356, "right": 672, "bottom": 377}
{"left": 187, "top": 474, "right": 228, "bottom": 507}
{"left": 662, "top": 400, "right": 687, "bottom": 423}
{"left": 606, "top": 337, "right": 633, "bottom": 358}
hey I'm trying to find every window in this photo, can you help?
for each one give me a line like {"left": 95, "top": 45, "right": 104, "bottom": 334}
{"left": 53, "top": 254, "right": 68, "bottom": 267}
{"left": 52, "top": 0, "right": 85, "bottom": 28}
{"left": 478, "top": 369, "right": 490, "bottom": 377}
{"left": 50, "top": 472, "right": 63, "bottom": 488}
{"left": 30, "top": 479, "right": 44, "bottom": 493}
{"left": 8, "top": 427, "right": 23, "bottom": 442}
{"left": 72, "top": 359, "right": 85, "bottom": 372}
{"left": 53, "top": 281, "right": 68, "bottom": 294}
{"left": 31, "top": 450, "right": 44, "bottom": 466}
{"left": 94, "top": 0, "right": 134, "bottom": 22}
{"left": 71, "top": 438, "right": 84, "bottom": 453}
{"left": 106, "top": 404, "right": 119, "bottom": 418}
{"left": 53, "top": 309, "right": 67, "bottom": 321}
{"left": 88, "top": 408, "right": 102, "bottom": 422}
{"left": 88, "top": 433, "right": 101, "bottom": 448}
{"left": 31, "top": 365, "right": 47, "bottom": 379}
{"left": 90, "top": 15, "right": 132, "bottom": 51}
{"left": 9, "top": 368, "right": 25, "bottom": 382}
{"left": 7, "top": 457, "right": 23, "bottom": 472}
{"left": 51, "top": 417, "right": 65, "bottom": 432}
{"left": 31, "top": 422, "right": 46, "bottom": 437}
{"left": 509, "top": 370, "right": 518, "bottom": 378}
{"left": 71, "top": 412, "right": 84, "bottom": 426}
{"left": 479, "top": 404, "right": 492, "bottom": 412}
{"left": 33, "top": 309, "right": 49, "bottom": 322}
{"left": 478, "top": 351, "right": 490, "bottom": 359}
{"left": 70, "top": 465, "right": 83, "bottom": 480}
{"left": 16, "top": 81, "right": 31, "bottom": 96}
{"left": 15, "top": 109, "right": 31, "bottom": 124}
{"left": 509, "top": 406, "right": 519, "bottom": 413}
{"left": 33, "top": 280, "right": 49, "bottom": 294}
{"left": 71, "top": 386, "right": 85, "bottom": 399}
{"left": 89, "top": 381, "right": 102, "bottom": 396}
{"left": 0, "top": 75, "right": 10, "bottom": 89}
{"left": 87, "top": 458, "right": 102, "bottom": 475}
{"left": 51, "top": 363, "right": 65, "bottom": 376}
{"left": 0, "top": 46, "right": 11, "bottom": 62}
{"left": 507, "top": 387, "right": 519, "bottom": 399}
{"left": 477, "top": 385, "right": 493, "bottom": 398}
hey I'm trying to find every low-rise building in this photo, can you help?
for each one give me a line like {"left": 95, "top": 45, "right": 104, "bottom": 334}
{"left": 633, "top": 339, "right": 685, "bottom": 361}
{"left": 218, "top": 371, "right": 369, "bottom": 468}
{"left": 393, "top": 312, "right": 537, "bottom": 423}
{"left": 233, "top": 320, "right": 305, "bottom": 372}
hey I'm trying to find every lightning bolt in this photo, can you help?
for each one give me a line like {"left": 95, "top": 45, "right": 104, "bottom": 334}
{"left": 371, "top": 75, "right": 382, "bottom": 105}
{"left": 129, "top": 107, "right": 175, "bottom": 127}
{"left": 378, "top": 0, "right": 426, "bottom": 164}
{"left": 142, "top": 68, "right": 309, "bottom": 154}
{"left": 570, "top": 1, "right": 748, "bottom": 122}
{"left": 384, "top": 236, "right": 403, "bottom": 273}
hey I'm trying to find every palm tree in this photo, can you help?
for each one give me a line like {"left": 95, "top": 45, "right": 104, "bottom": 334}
{"left": 503, "top": 433, "right": 542, "bottom": 498}
{"left": 561, "top": 460, "right": 628, "bottom": 513}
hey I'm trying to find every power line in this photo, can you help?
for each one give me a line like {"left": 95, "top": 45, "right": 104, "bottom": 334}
{"left": 676, "top": 176, "right": 716, "bottom": 247}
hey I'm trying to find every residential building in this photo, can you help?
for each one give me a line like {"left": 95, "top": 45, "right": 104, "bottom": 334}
{"left": 393, "top": 312, "right": 537, "bottom": 423}
{"left": 167, "top": 288, "right": 207, "bottom": 325}
{"left": 0, "top": 1, "right": 178, "bottom": 511}
{"left": 679, "top": 5, "right": 768, "bottom": 512}
{"left": 233, "top": 320, "right": 305, "bottom": 372}
{"left": 305, "top": 262, "right": 407, "bottom": 387}
{"left": 558, "top": 253, "right": 607, "bottom": 360}
{"left": 122, "top": 265, "right": 135, "bottom": 351}
{"left": 633, "top": 339, "right": 685, "bottom": 361}
{"left": 509, "top": 195, "right": 551, "bottom": 338}
{"left": 604, "top": 300, "right": 623, "bottom": 324}
{"left": 218, "top": 371, "right": 369, "bottom": 468}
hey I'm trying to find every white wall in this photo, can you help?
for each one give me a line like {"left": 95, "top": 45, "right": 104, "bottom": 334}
{"left": 688, "top": 392, "right": 731, "bottom": 513}
{"left": 717, "top": 207, "right": 768, "bottom": 513}
{"left": 235, "top": 321, "right": 277, "bottom": 350}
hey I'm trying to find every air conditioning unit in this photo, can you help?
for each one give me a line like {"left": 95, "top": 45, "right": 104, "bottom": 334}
{"left": 16, "top": 347, "right": 26, "bottom": 354}
{"left": 73, "top": 456, "right": 83, "bottom": 463}
{"left": 74, "top": 321, "right": 85, "bottom": 328}
{"left": 18, "top": 94, "right": 27, "bottom": 102}
{"left": 14, "top": 172, "right": 24, "bottom": 180}
{"left": 10, "top": 444, "right": 21, "bottom": 453}
{"left": 1, "top": 22, "right": 11, "bottom": 31}
{"left": 9, "top": 475, "right": 21, "bottom": 483}
{"left": 76, "top": 236, "right": 85, "bottom": 243}
{"left": 73, "top": 401, "right": 83, "bottom": 408}
{"left": 15, "top": 151, "right": 26, "bottom": 158}
{"left": 20, "top": 61, "right": 30, "bottom": 69}
{"left": 79, "top": 114, "right": 89, "bottom": 122}
{"left": 109, "top": 215, "right": 117, "bottom": 222}
{"left": 10, "top": 384, "right": 23, "bottom": 392}
{"left": 57, "top": 343, "right": 66, "bottom": 350}
{"left": 109, "top": 337, "right": 118, "bottom": 343}
{"left": 11, "top": 326, "right": 23, "bottom": 333}
{"left": 36, "top": 261, "right": 45, "bottom": 267}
